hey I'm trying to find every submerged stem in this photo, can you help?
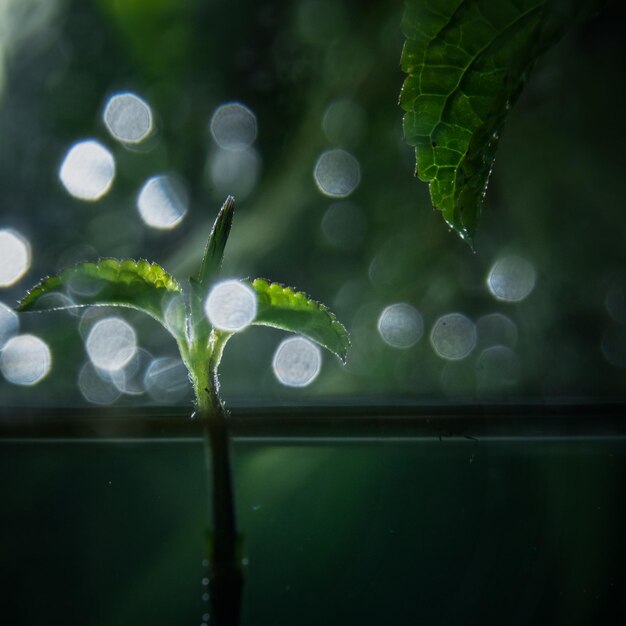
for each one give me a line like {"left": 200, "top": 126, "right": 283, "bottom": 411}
{"left": 196, "top": 367, "right": 243, "bottom": 626}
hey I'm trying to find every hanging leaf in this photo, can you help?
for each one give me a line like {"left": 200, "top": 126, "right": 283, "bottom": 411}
{"left": 400, "top": 0, "right": 604, "bottom": 244}
{"left": 18, "top": 259, "right": 187, "bottom": 339}
{"left": 245, "top": 278, "right": 350, "bottom": 363}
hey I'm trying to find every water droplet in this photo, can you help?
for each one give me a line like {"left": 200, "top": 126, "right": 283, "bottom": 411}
{"left": 377, "top": 303, "right": 423, "bottom": 349}
{"left": 144, "top": 356, "right": 189, "bottom": 403}
{"left": 430, "top": 313, "right": 476, "bottom": 360}
{"left": 137, "top": 175, "right": 188, "bottom": 230}
{"left": 205, "top": 280, "right": 257, "bottom": 332}
{"left": 85, "top": 317, "right": 137, "bottom": 371}
{"left": 103, "top": 92, "right": 154, "bottom": 144}
{"left": 210, "top": 103, "right": 257, "bottom": 150}
{"left": 0, "top": 334, "right": 51, "bottom": 385}
{"left": 314, "top": 149, "right": 360, "bottom": 198}
{"left": 0, "top": 229, "right": 31, "bottom": 287}
{"left": 487, "top": 255, "right": 536, "bottom": 302}
{"left": 272, "top": 336, "right": 321, "bottom": 387}
{"left": 58, "top": 140, "right": 115, "bottom": 201}
{"left": 0, "top": 302, "right": 19, "bottom": 348}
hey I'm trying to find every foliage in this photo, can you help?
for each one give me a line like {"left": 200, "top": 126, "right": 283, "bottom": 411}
{"left": 18, "top": 197, "right": 350, "bottom": 411}
{"left": 400, "top": 0, "right": 604, "bottom": 243}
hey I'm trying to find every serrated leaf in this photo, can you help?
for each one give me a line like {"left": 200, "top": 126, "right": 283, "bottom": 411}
{"left": 400, "top": 0, "right": 603, "bottom": 243}
{"left": 246, "top": 278, "right": 350, "bottom": 363}
{"left": 18, "top": 259, "right": 187, "bottom": 338}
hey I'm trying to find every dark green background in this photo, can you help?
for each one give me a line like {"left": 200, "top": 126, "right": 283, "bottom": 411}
{"left": 1, "top": 0, "right": 625, "bottom": 405}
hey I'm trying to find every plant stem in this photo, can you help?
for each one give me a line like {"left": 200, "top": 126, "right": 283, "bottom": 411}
{"left": 198, "top": 375, "right": 243, "bottom": 626}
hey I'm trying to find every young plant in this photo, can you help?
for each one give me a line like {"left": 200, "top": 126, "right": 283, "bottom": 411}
{"left": 18, "top": 195, "right": 350, "bottom": 626}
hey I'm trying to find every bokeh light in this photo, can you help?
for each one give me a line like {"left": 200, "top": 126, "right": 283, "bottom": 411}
{"left": 0, "top": 302, "right": 19, "bottom": 348}
{"left": 475, "top": 345, "right": 521, "bottom": 394}
{"left": 487, "top": 255, "right": 536, "bottom": 302}
{"left": 58, "top": 139, "right": 115, "bottom": 201}
{"left": 377, "top": 303, "right": 423, "bottom": 349}
{"left": 605, "top": 279, "right": 626, "bottom": 324}
{"left": 85, "top": 317, "right": 137, "bottom": 371}
{"left": 0, "top": 334, "right": 51, "bottom": 385}
{"left": 205, "top": 280, "right": 257, "bottom": 332}
{"left": 321, "top": 202, "right": 367, "bottom": 251}
{"left": 430, "top": 313, "right": 476, "bottom": 360}
{"left": 207, "top": 147, "right": 260, "bottom": 200}
{"left": 78, "top": 361, "right": 122, "bottom": 405}
{"left": 0, "top": 229, "right": 31, "bottom": 287}
{"left": 322, "top": 98, "right": 367, "bottom": 146}
{"left": 137, "top": 175, "right": 188, "bottom": 230}
{"left": 314, "top": 149, "right": 361, "bottom": 198}
{"left": 476, "top": 313, "right": 518, "bottom": 348}
{"left": 273, "top": 336, "right": 321, "bottom": 387}
{"left": 103, "top": 92, "right": 153, "bottom": 144}
{"left": 210, "top": 103, "right": 257, "bottom": 150}
{"left": 144, "top": 356, "right": 190, "bottom": 403}
{"left": 601, "top": 326, "right": 626, "bottom": 368}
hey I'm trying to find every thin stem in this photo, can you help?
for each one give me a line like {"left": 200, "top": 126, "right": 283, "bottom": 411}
{"left": 196, "top": 369, "right": 244, "bottom": 626}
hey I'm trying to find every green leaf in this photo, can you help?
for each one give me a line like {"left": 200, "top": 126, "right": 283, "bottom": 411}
{"left": 189, "top": 196, "right": 235, "bottom": 339}
{"left": 18, "top": 259, "right": 187, "bottom": 339}
{"left": 400, "top": 0, "right": 603, "bottom": 243}
{"left": 246, "top": 278, "right": 350, "bottom": 363}
{"left": 197, "top": 196, "right": 235, "bottom": 288}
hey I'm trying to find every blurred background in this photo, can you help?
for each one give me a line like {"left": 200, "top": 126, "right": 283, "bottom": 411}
{"left": 1, "top": 0, "right": 625, "bottom": 408}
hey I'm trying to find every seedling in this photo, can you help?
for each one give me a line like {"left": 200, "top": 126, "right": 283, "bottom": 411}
{"left": 18, "top": 196, "right": 350, "bottom": 626}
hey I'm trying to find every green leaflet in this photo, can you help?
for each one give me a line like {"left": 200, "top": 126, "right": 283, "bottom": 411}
{"left": 246, "top": 278, "right": 350, "bottom": 363}
{"left": 18, "top": 259, "right": 187, "bottom": 339}
{"left": 400, "top": 0, "right": 603, "bottom": 244}
{"left": 197, "top": 195, "right": 235, "bottom": 289}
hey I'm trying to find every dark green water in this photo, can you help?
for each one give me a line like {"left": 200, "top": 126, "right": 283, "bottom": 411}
{"left": 1, "top": 436, "right": 624, "bottom": 625}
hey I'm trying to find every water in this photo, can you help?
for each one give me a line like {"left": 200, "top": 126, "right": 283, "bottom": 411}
{"left": 1, "top": 410, "right": 624, "bottom": 625}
